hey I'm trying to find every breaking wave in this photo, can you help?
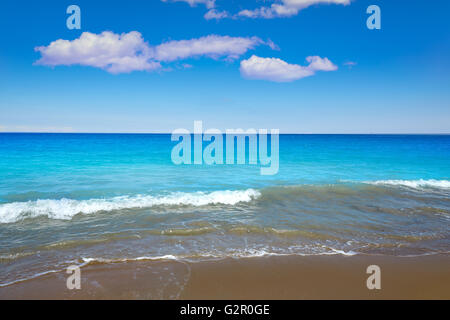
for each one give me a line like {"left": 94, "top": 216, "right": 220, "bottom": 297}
{"left": 1, "top": 180, "right": 449, "bottom": 224}
{"left": 364, "top": 179, "right": 450, "bottom": 189}
{"left": 0, "top": 189, "right": 261, "bottom": 223}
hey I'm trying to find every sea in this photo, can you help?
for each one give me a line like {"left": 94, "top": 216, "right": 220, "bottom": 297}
{"left": 0, "top": 133, "right": 449, "bottom": 287}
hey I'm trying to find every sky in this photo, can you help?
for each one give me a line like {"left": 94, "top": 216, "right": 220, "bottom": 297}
{"left": 0, "top": 0, "right": 449, "bottom": 133}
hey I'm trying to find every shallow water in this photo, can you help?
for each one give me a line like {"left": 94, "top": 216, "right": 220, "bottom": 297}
{"left": 0, "top": 133, "right": 449, "bottom": 286}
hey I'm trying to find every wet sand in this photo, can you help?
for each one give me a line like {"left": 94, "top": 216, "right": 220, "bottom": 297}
{"left": 1, "top": 254, "right": 449, "bottom": 299}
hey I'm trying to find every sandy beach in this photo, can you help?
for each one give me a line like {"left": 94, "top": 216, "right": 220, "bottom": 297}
{"left": 1, "top": 254, "right": 449, "bottom": 300}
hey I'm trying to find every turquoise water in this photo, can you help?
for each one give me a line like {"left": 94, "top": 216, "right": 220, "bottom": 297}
{"left": 0, "top": 133, "right": 449, "bottom": 286}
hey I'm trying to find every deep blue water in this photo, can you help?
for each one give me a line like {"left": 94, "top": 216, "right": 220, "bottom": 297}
{"left": 0, "top": 133, "right": 449, "bottom": 199}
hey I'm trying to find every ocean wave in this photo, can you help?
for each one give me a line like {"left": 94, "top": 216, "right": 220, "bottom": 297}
{"left": 0, "top": 189, "right": 260, "bottom": 223}
{"left": 364, "top": 179, "right": 450, "bottom": 190}
{"left": 1, "top": 180, "right": 448, "bottom": 224}
{"left": 79, "top": 248, "right": 359, "bottom": 266}
{"left": 80, "top": 255, "right": 179, "bottom": 265}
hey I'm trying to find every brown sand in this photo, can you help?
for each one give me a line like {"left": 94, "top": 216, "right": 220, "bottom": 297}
{"left": 0, "top": 254, "right": 449, "bottom": 299}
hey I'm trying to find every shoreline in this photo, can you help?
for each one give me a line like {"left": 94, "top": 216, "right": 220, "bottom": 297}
{"left": 0, "top": 253, "right": 449, "bottom": 299}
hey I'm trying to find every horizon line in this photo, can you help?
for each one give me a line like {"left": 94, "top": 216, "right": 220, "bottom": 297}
{"left": 0, "top": 132, "right": 449, "bottom": 135}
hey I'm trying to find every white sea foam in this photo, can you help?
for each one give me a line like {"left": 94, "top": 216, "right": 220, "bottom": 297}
{"left": 80, "top": 255, "right": 179, "bottom": 265}
{"left": 327, "top": 248, "right": 358, "bottom": 256}
{"left": 0, "top": 189, "right": 261, "bottom": 223}
{"left": 364, "top": 179, "right": 450, "bottom": 190}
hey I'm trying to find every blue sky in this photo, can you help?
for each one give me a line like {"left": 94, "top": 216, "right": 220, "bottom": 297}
{"left": 0, "top": 0, "right": 449, "bottom": 133}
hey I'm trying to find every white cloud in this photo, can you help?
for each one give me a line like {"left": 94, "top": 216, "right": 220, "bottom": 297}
{"left": 163, "top": 0, "right": 220, "bottom": 20}
{"left": 266, "top": 39, "right": 280, "bottom": 51}
{"left": 240, "top": 55, "right": 337, "bottom": 82}
{"left": 35, "top": 32, "right": 272, "bottom": 74}
{"left": 153, "top": 35, "right": 265, "bottom": 62}
{"left": 161, "top": 0, "right": 215, "bottom": 9}
{"left": 163, "top": 0, "right": 350, "bottom": 20}
{"left": 204, "top": 9, "right": 229, "bottom": 20}
{"left": 238, "top": 0, "right": 350, "bottom": 19}
{"left": 34, "top": 31, "right": 160, "bottom": 74}
{"left": 306, "top": 55, "right": 338, "bottom": 71}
